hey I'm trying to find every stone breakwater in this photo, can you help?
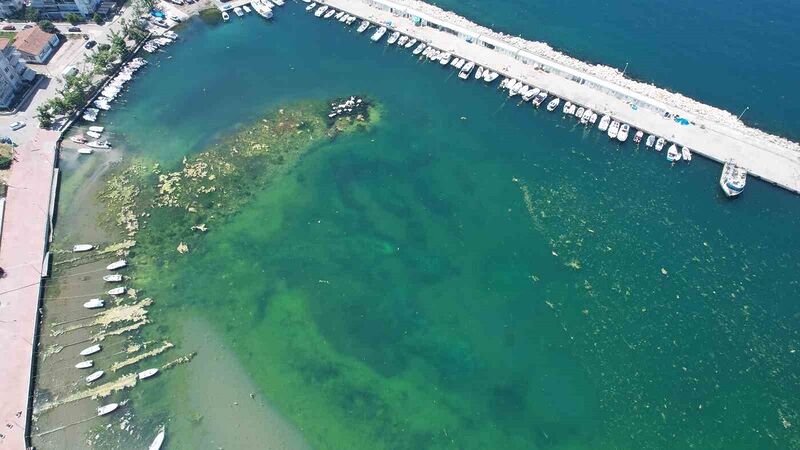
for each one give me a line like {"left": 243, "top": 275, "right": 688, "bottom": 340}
{"left": 392, "top": 0, "right": 799, "bottom": 153}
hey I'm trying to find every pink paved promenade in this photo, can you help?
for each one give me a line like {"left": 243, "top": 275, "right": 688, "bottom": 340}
{"left": 0, "top": 130, "right": 59, "bottom": 450}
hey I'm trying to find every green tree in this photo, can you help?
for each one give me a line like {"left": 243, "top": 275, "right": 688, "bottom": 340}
{"left": 110, "top": 30, "right": 127, "bottom": 56}
{"left": 92, "top": 13, "right": 103, "bottom": 24}
{"left": 65, "top": 12, "right": 82, "bottom": 25}
{"left": 37, "top": 20, "right": 56, "bottom": 33}
{"left": 36, "top": 104, "right": 54, "bottom": 128}
{"left": 24, "top": 7, "right": 40, "bottom": 22}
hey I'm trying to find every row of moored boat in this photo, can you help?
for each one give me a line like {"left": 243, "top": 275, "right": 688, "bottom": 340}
{"left": 222, "top": 0, "right": 285, "bottom": 21}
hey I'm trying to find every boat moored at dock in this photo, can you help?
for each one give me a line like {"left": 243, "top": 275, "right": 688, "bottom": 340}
{"left": 72, "top": 244, "right": 93, "bottom": 252}
{"left": 720, "top": 159, "right": 747, "bottom": 197}
{"left": 598, "top": 115, "right": 611, "bottom": 131}
{"left": 370, "top": 26, "right": 387, "bottom": 42}
{"left": 546, "top": 98, "right": 560, "bottom": 111}
{"left": 458, "top": 61, "right": 475, "bottom": 79}
{"left": 314, "top": 5, "right": 327, "bottom": 17}
{"left": 655, "top": 137, "right": 666, "bottom": 151}
{"left": 357, "top": 19, "right": 370, "bottom": 33}
{"left": 666, "top": 144, "right": 681, "bottom": 162}
{"left": 607, "top": 120, "right": 621, "bottom": 139}
{"left": 645, "top": 135, "right": 656, "bottom": 148}
{"left": 681, "top": 146, "right": 692, "bottom": 161}
{"left": 633, "top": 130, "right": 644, "bottom": 144}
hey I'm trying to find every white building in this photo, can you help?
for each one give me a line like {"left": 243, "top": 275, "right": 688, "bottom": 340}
{"left": 29, "top": 0, "right": 102, "bottom": 19}
{"left": 0, "top": 38, "right": 36, "bottom": 109}
{"left": 0, "top": 0, "right": 24, "bottom": 18}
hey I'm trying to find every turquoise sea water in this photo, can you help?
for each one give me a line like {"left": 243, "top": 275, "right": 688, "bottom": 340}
{"left": 47, "top": 4, "right": 800, "bottom": 449}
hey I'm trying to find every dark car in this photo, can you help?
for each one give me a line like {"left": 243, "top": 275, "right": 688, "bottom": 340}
{"left": 1, "top": 25, "right": 15, "bottom": 31}
{"left": 68, "top": 26, "right": 81, "bottom": 32}
{"left": 84, "top": 40, "right": 96, "bottom": 49}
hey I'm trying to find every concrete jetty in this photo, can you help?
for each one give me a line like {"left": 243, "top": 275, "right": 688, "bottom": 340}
{"left": 319, "top": 0, "right": 800, "bottom": 193}
{"left": 0, "top": 130, "right": 59, "bottom": 450}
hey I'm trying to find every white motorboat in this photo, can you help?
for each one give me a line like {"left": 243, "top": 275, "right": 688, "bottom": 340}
{"left": 427, "top": 49, "right": 440, "bottom": 61}
{"left": 450, "top": 57, "right": 460, "bottom": 67}
{"left": 83, "top": 298, "right": 105, "bottom": 309}
{"left": 272, "top": 0, "right": 284, "bottom": 5}
{"left": 222, "top": 11, "right": 229, "bottom": 21}
{"left": 633, "top": 130, "right": 644, "bottom": 144}
{"left": 370, "top": 26, "right": 387, "bottom": 42}
{"left": 719, "top": 159, "right": 747, "bottom": 197}
{"left": 412, "top": 43, "right": 426, "bottom": 55}
{"left": 421, "top": 47, "right": 431, "bottom": 57}
{"left": 458, "top": 61, "right": 474, "bottom": 79}
{"left": 75, "top": 360, "right": 93, "bottom": 369}
{"left": 70, "top": 135, "right": 88, "bottom": 144}
{"left": 438, "top": 52, "right": 451, "bottom": 65}
{"left": 337, "top": 13, "right": 347, "bottom": 23}
{"left": 107, "top": 259, "right": 127, "bottom": 270}
{"left": 546, "top": 98, "right": 560, "bottom": 112}
{"left": 103, "top": 274, "right": 123, "bottom": 282}
{"left": 454, "top": 58, "right": 465, "bottom": 69}
{"left": 346, "top": 15, "right": 357, "bottom": 26}
{"left": 405, "top": 38, "right": 417, "bottom": 48}
{"left": 617, "top": 123, "right": 630, "bottom": 142}
{"left": 108, "top": 286, "right": 126, "bottom": 296}
{"left": 645, "top": 135, "right": 656, "bottom": 148}
{"left": 387, "top": 31, "right": 399, "bottom": 45}
{"left": 484, "top": 70, "right": 498, "bottom": 82}
{"left": 655, "top": 137, "right": 666, "bottom": 151}
{"left": 575, "top": 106, "right": 585, "bottom": 118}
{"left": 681, "top": 146, "right": 692, "bottom": 161}
{"left": 89, "top": 126, "right": 104, "bottom": 133}
{"left": 242, "top": 5, "right": 251, "bottom": 13}
{"left": 323, "top": 9, "right": 335, "bottom": 19}
{"left": 666, "top": 144, "right": 681, "bottom": 162}
{"left": 314, "top": 5, "right": 327, "bottom": 17}
{"left": 305, "top": 3, "right": 316, "bottom": 11}
{"left": 97, "top": 403, "right": 119, "bottom": 416}
{"left": 532, "top": 91, "right": 548, "bottom": 108}
{"left": 86, "top": 370, "right": 104, "bottom": 383}
{"left": 87, "top": 140, "right": 111, "bottom": 149}
{"left": 581, "top": 109, "right": 593, "bottom": 124}
{"left": 80, "top": 344, "right": 101, "bottom": 356}
{"left": 474, "top": 66, "right": 484, "bottom": 80}
{"left": 397, "top": 35, "right": 408, "bottom": 46}
{"left": 508, "top": 80, "right": 522, "bottom": 97}
{"left": 589, "top": 113, "right": 598, "bottom": 124}
{"left": 233, "top": 7, "right": 244, "bottom": 16}
{"left": 598, "top": 115, "right": 611, "bottom": 131}
{"left": 520, "top": 86, "right": 535, "bottom": 102}
{"left": 562, "top": 101, "right": 572, "bottom": 114}
{"left": 149, "top": 427, "right": 166, "bottom": 450}
{"left": 87, "top": 130, "right": 102, "bottom": 139}
{"left": 139, "top": 368, "right": 159, "bottom": 380}
{"left": 82, "top": 108, "right": 99, "bottom": 122}
{"left": 607, "top": 120, "right": 621, "bottom": 139}
{"left": 357, "top": 20, "right": 370, "bottom": 33}
{"left": 334, "top": 11, "right": 343, "bottom": 19}
{"left": 73, "top": 244, "right": 93, "bottom": 252}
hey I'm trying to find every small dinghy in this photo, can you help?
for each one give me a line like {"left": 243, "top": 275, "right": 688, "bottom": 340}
{"left": 667, "top": 144, "right": 682, "bottom": 162}
{"left": 107, "top": 286, "right": 126, "bottom": 296}
{"left": 80, "top": 344, "right": 101, "bottom": 356}
{"left": 655, "top": 137, "right": 666, "bottom": 151}
{"left": 546, "top": 98, "right": 560, "bottom": 112}
{"left": 78, "top": 148, "right": 93, "bottom": 155}
{"left": 86, "top": 370, "right": 104, "bottom": 383}
{"left": 633, "top": 130, "right": 644, "bottom": 144}
{"left": 87, "top": 140, "right": 111, "bottom": 149}
{"left": 222, "top": 11, "right": 229, "bottom": 21}
{"left": 83, "top": 298, "right": 105, "bottom": 309}
{"left": 149, "top": 427, "right": 166, "bottom": 450}
{"left": 103, "top": 274, "right": 123, "bottom": 282}
{"left": 75, "top": 360, "right": 94, "bottom": 369}
{"left": 138, "top": 368, "right": 159, "bottom": 380}
{"left": 645, "top": 135, "right": 656, "bottom": 148}
{"left": 107, "top": 260, "right": 127, "bottom": 270}
{"left": 73, "top": 244, "right": 93, "bottom": 252}
{"left": 97, "top": 403, "right": 119, "bottom": 416}
{"left": 681, "top": 146, "right": 692, "bottom": 161}
{"left": 86, "top": 131, "right": 102, "bottom": 139}
{"left": 89, "top": 126, "right": 104, "bottom": 133}
{"left": 305, "top": 2, "right": 315, "bottom": 11}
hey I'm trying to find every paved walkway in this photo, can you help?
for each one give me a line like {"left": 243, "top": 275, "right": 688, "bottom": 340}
{"left": 0, "top": 130, "right": 59, "bottom": 450}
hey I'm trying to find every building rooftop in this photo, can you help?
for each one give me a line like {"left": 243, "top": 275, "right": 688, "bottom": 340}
{"left": 13, "top": 26, "right": 53, "bottom": 56}
{"left": 0, "top": 38, "right": 10, "bottom": 51}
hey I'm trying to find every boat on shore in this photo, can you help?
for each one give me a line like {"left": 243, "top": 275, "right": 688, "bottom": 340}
{"left": 80, "top": 344, "right": 102, "bottom": 356}
{"left": 666, "top": 144, "right": 681, "bottom": 162}
{"left": 75, "top": 360, "right": 93, "bottom": 369}
{"left": 88, "top": 126, "right": 104, "bottom": 133}
{"left": 97, "top": 403, "right": 119, "bottom": 416}
{"left": 617, "top": 123, "right": 630, "bottom": 142}
{"left": 607, "top": 120, "right": 621, "bottom": 139}
{"left": 655, "top": 137, "right": 666, "bottom": 151}
{"left": 86, "top": 370, "right": 104, "bottom": 383}
{"left": 681, "top": 146, "right": 692, "bottom": 161}
{"left": 149, "top": 427, "right": 166, "bottom": 450}
{"left": 83, "top": 298, "right": 105, "bottom": 309}
{"left": 387, "top": 31, "right": 400, "bottom": 44}
{"left": 645, "top": 135, "right": 656, "bottom": 147}
{"left": 370, "top": 26, "right": 387, "bottom": 42}
{"left": 139, "top": 368, "right": 159, "bottom": 380}
{"left": 108, "top": 286, "right": 126, "bottom": 296}
{"left": 73, "top": 244, "right": 93, "bottom": 252}
{"left": 103, "top": 274, "right": 123, "bottom": 282}
{"left": 107, "top": 259, "right": 127, "bottom": 270}
{"left": 546, "top": 98, "right": 560, "bottom": 112}
{"left": 70, "top": 135, "right": 87, "bottom": 144}
{"left": 87, "top": 140, "right": 111, "bottom": 149}
{"left": 598, "top": 115, "right": 611, "bottom": 131}
{"left": 719, "top": 159, "right": 747, "bottom": 197}
{"left": 458, "top": 61, "right": 474, "bottom": 79}
{"left": 357, "top": 19, "right": 370, "bottom": 33}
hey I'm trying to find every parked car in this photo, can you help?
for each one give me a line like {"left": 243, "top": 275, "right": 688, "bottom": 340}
{"left": 0, "top": 136, "right": 13, "bottom": 144}
{"left": 1, "top": 25, "right": 15, "bottom": 31}
{"left": 84, "top": 40, "right": 96, "bottom": 49}
{"left": 68, "top": 26, "right": 81, "bottom": 32}
{"left": 82, "top": 34, "right": 90, "bottom": 40}
{"left": 170, "top": 15, "right": 182, "bottom": 22}
{"left": 9, "top": 121, "right": 26, "bottom": 131}
{"left": 22, "top": 24, "right": 32, "bottom": 29}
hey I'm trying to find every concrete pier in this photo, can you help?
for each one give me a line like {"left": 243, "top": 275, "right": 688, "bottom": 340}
{"left": 319, "top": 0, "right": 800, "bottom": 193}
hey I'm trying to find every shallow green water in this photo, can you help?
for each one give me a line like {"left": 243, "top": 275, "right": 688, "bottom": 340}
{"left": 67, "top": 9, "right": 800, "bottom": 449}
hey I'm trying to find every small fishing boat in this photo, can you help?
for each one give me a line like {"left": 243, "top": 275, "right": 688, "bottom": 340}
{"left": 87, "top": 130, "right": 101, "bottom": 139}
{"left": 334, "top": 11, "right": 343, "bottom": 20}
{"left": 458, "top": 61, "right": 474, "bottom": 79}
{"left": 655, "top": 137, "right": 666, "bottom": 151}
{"left": 139, "top": 368, "right": 159, "bottom": 380}
{"left": 520, "top": 86, "right": 535, "bottom": 102}
{"left": 532, "top": 91, "right": 548, "bottom": 108}
{"left": 474, "top": 66, "right": 484, "bottom": 80}
{"left": 633, "top": 130, "right": 644, "bottom": 144}
{"left": 323, "top": 9, "right": 336, "bottom": 19}
{"left": 397, "top": 35, "right": 408, "bottom": 46}
{"left": 450, "top": 57, "right": 461, "bottom": 67}
{"left": 454, "top": 58, "right": 465, "bottom": 69}
{"left": 581, "top": 109, "right": 593, "bottom": 124}
{"left": 666, "top": 144, "right": 681, "bottom": 162}
{"left": 87, "top": 140, "right": 111, "bottom": 149}
{"left": 719, "top": 159, "right": 747, "bottom": 197}
{"left": 427, "top": 49, "right": 440, "bottom": 61}
{"left": 546, "top": 98, "right": 560, "bottom": 112}
{"left": 314, "top": 5, "right": 327, "bottom": 17}
{"left": 86, "top": 370, "right": 104, "bottom": 383}
{"left": 357, "top": 20, "right": 370, "bottom": 33}
{"left": 75, "top": 360, "right": 93, "bottom": 369}
{"left": 412, "top": 42, "right": 426, "bottom": 55}
{"left": 80, "top": 344, "right": 102, "bottom": 356}
{"left": 89, "top": 126, "right": 104, "bottom": 133}
{"left": 97, "top": 403, "right": 119, "bottom": 416}
{"left": 83, "top": 298, "right": 104, "bottom": 309}
{"left": 589, "top": 113, "right": 598, "bottom": 124}
{"left": 346, "top": 15, "right": 357, "bottom": 26}
{"left": 607, "top": 120, "right": 621, "bottom": 139}
{"left": 233, "top": 7, "right": 244, "bottom": 16}
{"left": 70, "top": 135, "right": 87, "bottom": 144}
{"left": 242, "top": 5, "right": 251, "bottom": 13}
{"left": 222, "top": 11, "right": 229, "bottom": 21}
{"left": 150, "top": 427, "right": 166, "bottom": 450}
{"left": 645, "top": 135, "right": 656, "bottom": 148}
{"left": 103, "top": 274, "right": 123, "bottom": 282}
{"left": 483, "top": 70, "right": 498, "bottom": 82}
{"left": 438, "top": 52, "right": 452, "bottom": 65}
{"left": 305, "top": 3, "right": 316, "bottom": 11}
{"left": 575, "top": 106, "right": 585, "bottom": 119}
{"left": 73, "top": 244, "right": 93, "bottom": 252}
{"left": 598, "top": 115, "right": 611, "bottom": 131}
{"left": 107, "top": 259, "right": 127, "bottom": 270}
{"left": 108, "top": 286, "right": 126, "bottom": 296}
{"left": 681, "top": 146, "right": 692, "bottom": 161}
{"left": 405, "top": 38, "right": 417, "bottom": 49}
{"left": 370, "top": 26, "right": 387, "bottom": 42}
{"left": 507, "top": 80, "right": 522, "bottom": 97}
{"left": 617, "top": 123, "right": 630, "bottom": 142}
{"left": 387, "top": 31, "right": 400, "bottom": 44}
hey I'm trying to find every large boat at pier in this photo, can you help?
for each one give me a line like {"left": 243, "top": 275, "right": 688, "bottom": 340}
{"left": 666, "top": 144, "right": 681, "bottom": 162}
{"left": 458, "top": 61, "right": 475, "bottom": 79}
{"left": 598, "top": 115, "right": 610, "bottom": 131}
{"left": 371, "top": 26, "right": 387, "bottom": 42}
{"left": 719, "top": 159, "right": 747, "bottom": 197}
{"left": 314, "top": 5, "right": 327, "bottom": 17}
{"left": 607, "top": 120, "right": 620, "bottom": 139}
{"left": 357, "top": 20, "right": 370, "bottom": 33}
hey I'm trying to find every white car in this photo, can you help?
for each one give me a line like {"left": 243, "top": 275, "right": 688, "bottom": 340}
{"left": 9, "top": 121, "right": 25, "bottom": 131}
